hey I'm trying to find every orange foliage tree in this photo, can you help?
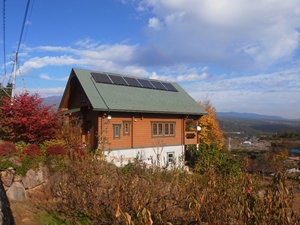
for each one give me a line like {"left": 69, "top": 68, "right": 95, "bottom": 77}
{"left": 198, "top": 99, "right": 225, "bottom": 150}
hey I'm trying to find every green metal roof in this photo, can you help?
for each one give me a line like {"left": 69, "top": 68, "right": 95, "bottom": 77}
{"left": 66, "top": 68, "right": 207, "bottom": 116}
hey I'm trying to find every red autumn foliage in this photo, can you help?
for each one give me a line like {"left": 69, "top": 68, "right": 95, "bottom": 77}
{"left": 72, "top": 147, "right": 86, "bottom": 159}
{"left": 23, "top": 144, "right": 42, "bottom": 156}
{"left": 46, "top": 145, "right": 66, "bottom": 156}
{"left": 0, "top": 141, "right": 17, "bottom": 156}
{"left": 0, "top": 93, "right": 61, "bottom": 143}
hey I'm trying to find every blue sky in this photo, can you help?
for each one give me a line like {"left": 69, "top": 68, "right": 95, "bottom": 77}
{"left": 1, "top": 0, "right": 300, "bottom": 119}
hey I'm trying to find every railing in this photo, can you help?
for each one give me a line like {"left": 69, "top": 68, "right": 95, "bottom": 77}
{"left": 185, "top": 131, "right": 198, "bottom": 145}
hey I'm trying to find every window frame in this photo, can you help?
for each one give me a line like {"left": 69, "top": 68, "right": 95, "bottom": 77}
{"left": 113, "top": 124, "right": 121, "bottom": 139}
{"left": 167, "top": 152, "right": 175, "bottom": 164}
{"left": 151, "top": 121, "right": 176, "bottom": 138}
{"left": 123, "top": 121, "right": 131, "bottom": 136}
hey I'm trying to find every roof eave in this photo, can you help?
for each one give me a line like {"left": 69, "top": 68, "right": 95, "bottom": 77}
{"left": 93, "top": 108, "right": 207, "bottom": 116}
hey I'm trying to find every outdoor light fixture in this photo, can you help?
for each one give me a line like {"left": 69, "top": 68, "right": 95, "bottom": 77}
{"left": 107, "top": 115, "right": 111, "bottom": 120}
{"left": 197, "top": 126, "right": 201, "bottom": 131}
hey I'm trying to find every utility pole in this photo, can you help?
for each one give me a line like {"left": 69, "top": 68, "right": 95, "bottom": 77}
{"left": 11, "top": 51, "right": 17, "bottom": 102}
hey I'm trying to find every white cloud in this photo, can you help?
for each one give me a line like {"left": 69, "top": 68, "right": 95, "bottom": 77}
{"left": 189, "top": 89, "right": 300, "bottom": 119}
{"left": 15, "top": 87, "right": 65, "bottom": 98}
{"left": 40, "top": 74, "right": 51, "bottom": 80}
{"left": 74, "top": 38, "right": 100, "bottom": 48}
{"left": 148, "top": 17, "right": 163, "bottom": 30}
{"left": 138, "top": 0, "right": 300, "bottom": 69}
{"left": 183, "top": 67, "right": 300, "bottom": 119}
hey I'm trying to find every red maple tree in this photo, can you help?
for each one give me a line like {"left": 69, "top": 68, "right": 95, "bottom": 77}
{"left": 0, "top": 93, "right": 61, "bottom": 143}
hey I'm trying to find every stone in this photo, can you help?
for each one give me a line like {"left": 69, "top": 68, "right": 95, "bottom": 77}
{"left": 22, "top": 166, "right": 50, "bottom": 189}
{"left": 8, "top": 156, "right": 22, "bottom": 167}
{"left": 13, "top": 174, "right": 22, "bottom": 182}
{"left": 6, "top": 182, "right": 26, "bottom": 201}
{"left": 0, "top": 171, "right": 14, "bottom": 187}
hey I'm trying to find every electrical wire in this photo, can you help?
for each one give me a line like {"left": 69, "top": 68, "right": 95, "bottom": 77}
{"left": 16, "top": 0, "right": 31, "bottom": 54}
{"left": 2, "top": 0, "right": 7, "bottom": 85}
{"left": 19, "top": 0, "right": 35, "bottom": 56}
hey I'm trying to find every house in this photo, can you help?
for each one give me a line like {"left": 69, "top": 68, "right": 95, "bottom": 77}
{"left": 289, "top": 149, "right": 300, "bottom": 157}
{"left": 59, "top": 68, "right": 207, "bottom": 167}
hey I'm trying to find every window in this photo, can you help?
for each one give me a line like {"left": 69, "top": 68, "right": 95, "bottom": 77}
{"left": 113, "top": 124, "right": 121, "bottom": 139}
{"left": 123, "top": 121, "right": 131, "bottom": 136}
{"left": 167, "top": 152, "right": 175, "bottom": 163}
{"left": 153, "top": 124, "right": 157, "bottom": 136}
{"left": 158, "top": 124, "right": 163, "bottom": 136}
{"left": 170, "top": 124, "right": 174, "bottom": 135}
{"left": 151, "top": 121, "right": 175, "bottom": 137}
{"left": 165, "top": 124, "right": 169, "bottom": 136}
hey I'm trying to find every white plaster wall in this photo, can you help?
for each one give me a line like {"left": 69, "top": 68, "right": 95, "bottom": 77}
{"left": 105, "top": 145, "right": 185, "bottom": 168}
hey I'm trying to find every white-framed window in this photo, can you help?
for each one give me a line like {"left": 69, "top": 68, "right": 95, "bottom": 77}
{"left": 167, "top": 152, "right": 175, "bottom": 163}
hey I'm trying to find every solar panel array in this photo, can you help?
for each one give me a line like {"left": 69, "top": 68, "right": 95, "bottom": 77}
{"left": 91, "top": 72, "right": 178, "bottom": 92}
{"left": 91, "top": 72, "right": 112, "bottom": 84}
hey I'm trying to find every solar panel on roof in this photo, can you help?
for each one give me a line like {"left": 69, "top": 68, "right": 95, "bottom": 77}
{"left": 162, "top": 82, "right": 178, "bottom": 92}
{"left": 109, "top": 75, "right": 128, "bottom": 86}
{"left": 124, "top": 77, "right": 142, "bottom": 87}
{"left": 91, "top": 72, "right": 112, "bottom": 84}
{"left": 138, "top": 79, "right": 155, "bottom": 89}
{"left": 150, "top": 81, "right": 167, "bottom": 90}
{"left": 91, "top": 72, "right": 177, "bottom": 92}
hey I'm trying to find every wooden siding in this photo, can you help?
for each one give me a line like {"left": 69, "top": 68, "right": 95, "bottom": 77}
{"left": 97, "top": 113, "right": 183, "bottom": 150}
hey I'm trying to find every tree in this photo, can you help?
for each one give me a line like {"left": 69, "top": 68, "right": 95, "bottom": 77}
{"left": 0, "top": 93, "right": 61, "bottom": 143}
{"left": 0, "top": 83, "right": 12, "bottom": 106}
{"left": 198, "top": 99, "right": 225, "bottom": 150}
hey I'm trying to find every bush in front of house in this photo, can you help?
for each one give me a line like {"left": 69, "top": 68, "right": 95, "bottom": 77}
{"left": 45, "top": 145, "right": 66, "bottom": 156}
{"left": 71, "top": 147, "right": 86, "bottom": 159}
{"left": 51, "top": 157, "right": 300, "bottom": 224}
{"left": 23, "top": 144, "right": 42, "bottom": 156}
{"left": 0, "top": 141, "right": 17, "bottom": 156}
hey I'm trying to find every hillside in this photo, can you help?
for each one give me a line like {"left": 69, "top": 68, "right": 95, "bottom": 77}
{"left": 217, "top": 116, "right": 300, "bottom": 137}
{"left": 42, "top": 96, "right": 61, "bottom": 111}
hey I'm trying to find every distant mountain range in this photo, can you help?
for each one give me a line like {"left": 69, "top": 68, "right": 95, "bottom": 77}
{"left": 217, "top": 112, "right": 290, "bottom": 120}
{"left": 43, "top": 95, "right": 62, "bottom": 111}
{"left": 42, "top": 95, "right": 299, "bottom": 121}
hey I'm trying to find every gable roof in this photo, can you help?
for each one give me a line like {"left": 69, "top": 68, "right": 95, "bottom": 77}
{"left": 60, "top": 68, "right": 207, "bottom": 116}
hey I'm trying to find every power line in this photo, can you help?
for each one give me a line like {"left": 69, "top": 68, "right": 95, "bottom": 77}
{"left": 19, "top": 0, "right": 35, "bottom": 55}
{"left": 10, "top": 0, "right": 31, "bottom": 100}
{"left": 2, "top": 0, "right": 7, "bottom": 84}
